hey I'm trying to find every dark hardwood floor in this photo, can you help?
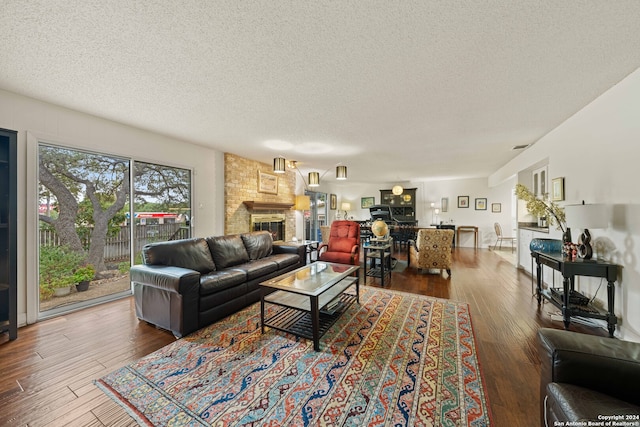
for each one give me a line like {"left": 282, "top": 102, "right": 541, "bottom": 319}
{"left": 0, "top": 247, "right": 607, "bottom": 426}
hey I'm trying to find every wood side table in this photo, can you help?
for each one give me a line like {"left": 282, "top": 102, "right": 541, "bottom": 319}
{"left": 457, "top": 226, "right": 478, "bottom": 249}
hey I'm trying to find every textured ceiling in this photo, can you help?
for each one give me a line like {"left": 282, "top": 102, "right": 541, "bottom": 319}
{"left": 2, "top": 1, "right": 640, "bottom": 184}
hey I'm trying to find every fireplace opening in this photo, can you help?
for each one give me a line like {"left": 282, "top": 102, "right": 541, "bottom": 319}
{"left": 250, "top": 214, "right": 286, "bottom": 241}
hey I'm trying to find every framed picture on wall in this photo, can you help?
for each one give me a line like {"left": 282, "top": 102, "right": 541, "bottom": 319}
{"left": 457, "top": 196, "right": 469, "bottom": 208}
{"left": 551, "top": 177, "right": 565, "bottom": 201}
{"left": 441, "top": 197, "right": 449, "bottom": 212}
{"left": 492, "top": 203, "right": 502, "bottom": 213}
{"left": 475, "top": 198, "right": 487, "bottom": 210}
{"left": 361, "top": 197, "right": 375, "bottom": 209}
{"left": 257, "top": 171, "right": 278, "bottom": 194}
{"left": 330, "top": 194, "right": 337, "bottom": 210}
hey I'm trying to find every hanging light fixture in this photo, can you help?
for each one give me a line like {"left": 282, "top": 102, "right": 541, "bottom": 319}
{"left": 392, "top": 185, "right": 403, "bottom": 195}
{"left": 308, "top": 172, "right": 320, "bottom": 187}
{"left": 336, "top": 165, "right": 347, "bottom": 180}
{"left": 271, "top": 157, "right": 347, "bottom": 188}
{"left": 273, "top": 156, "right": 286, "bottom": 174}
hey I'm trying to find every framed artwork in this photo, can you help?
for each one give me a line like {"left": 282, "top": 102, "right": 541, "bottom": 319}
{"left": 475, "top": 198, "right": 487, "bottom": 210}
{"left": 257, "top": 171, "right": 278, "bottom": 194}
{"left": 441, "top": 197, "right": 449, "bottom": 212}
{"left": 330, "top": 194, "right": 337, "bottom": 210}
{"left": 492, "top": 203, "right": 502, "bottom": 213}
{"left": 361, "top": 197, "right": 375, "bottom": 209}
{"left": 551, "top": 177, "right": 565, "bottom": 201}
{"left": 457, "top": 196, "right": 469, "bottom": 208}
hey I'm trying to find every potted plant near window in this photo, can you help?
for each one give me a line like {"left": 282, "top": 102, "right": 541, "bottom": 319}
{"left": 50, "top": 276, "right": 75, "bottom": 297}
{"left": 72, "top": 264, "right": 95, "bottom": 292}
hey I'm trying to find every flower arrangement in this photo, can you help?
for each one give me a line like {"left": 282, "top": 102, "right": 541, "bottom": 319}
{"left": 515, "top": 183, "right": 566, "bottom": 232}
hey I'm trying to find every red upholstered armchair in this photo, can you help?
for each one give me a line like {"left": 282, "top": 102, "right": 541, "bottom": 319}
{"left": 317, "top": 220, "right": 361, "bottom": 265}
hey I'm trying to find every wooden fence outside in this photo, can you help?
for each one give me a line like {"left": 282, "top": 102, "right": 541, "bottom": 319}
{"left": 39, "top": 224, "right": 190, "bottom": 263}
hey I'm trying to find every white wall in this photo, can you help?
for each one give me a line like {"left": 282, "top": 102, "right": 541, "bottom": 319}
{"left": 490, "top": 67, "right": 640, "bottom": 342}
{"left": 0, "top": 89, "right": 225, "bottom": 326}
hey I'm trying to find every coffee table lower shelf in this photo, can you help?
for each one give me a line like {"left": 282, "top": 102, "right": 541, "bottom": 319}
{"left": 262, "top": 290, "right": 357, "bottom": 351}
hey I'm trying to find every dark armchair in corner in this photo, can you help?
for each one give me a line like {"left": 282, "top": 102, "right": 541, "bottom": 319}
{"left": 317, "top": 220, "right": 360, "bottom": 265}
{"left": 538, "top": 328, "right": 640, "bottom": 426}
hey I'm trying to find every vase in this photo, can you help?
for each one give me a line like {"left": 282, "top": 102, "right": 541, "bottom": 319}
{"left": 529, "top": 238, "right": 562, "bottom": 253}
{"left": 562, "top": 228, "right": 572, "bottom": 243}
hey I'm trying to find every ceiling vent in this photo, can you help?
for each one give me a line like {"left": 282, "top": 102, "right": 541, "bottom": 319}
{"left": 512, "top": 144, "right": 530, "bottom": 150}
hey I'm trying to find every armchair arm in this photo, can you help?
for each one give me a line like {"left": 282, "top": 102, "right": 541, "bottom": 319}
{"left": 538, "top": 328, "right": 640, "bottom": 406}
{"left": 350, "top": 244, "right": 359, "bottom": 264}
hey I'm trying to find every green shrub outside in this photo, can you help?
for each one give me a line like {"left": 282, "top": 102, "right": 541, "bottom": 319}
{"left": 39, "top": 246, "right": 87, "bottom": 294}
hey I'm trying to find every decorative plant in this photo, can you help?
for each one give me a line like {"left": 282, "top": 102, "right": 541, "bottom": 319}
{"left": 39, "top": 245, "right": 86, "bottom": 290}
{"left": 515, "top": 183, "right": 566, "bottom": 232}
{"left": 72, "top": 264, "right": 95, "bottom": 284}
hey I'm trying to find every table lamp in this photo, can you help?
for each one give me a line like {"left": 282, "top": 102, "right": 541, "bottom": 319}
{"left": 564, "top": 202, "right": 608, "bottom": 260}
{"left": 340, "top": 202, "right": 351, "bottom": 219}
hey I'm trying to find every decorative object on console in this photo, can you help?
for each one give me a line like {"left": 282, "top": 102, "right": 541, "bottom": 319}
{"left": 564, "top": 201, "right": 608, "bottom": 260}
{"left": 515, "top": 183, "right": 566, "bottom": 232}
{"left": 272, "top": 158, "right": 347, "bottom": 188}
{"left": 458, "top": 195, "right": 469, "bottom": 208}
{"left": 529, "top": 238, "right": 562, "bottom": 253}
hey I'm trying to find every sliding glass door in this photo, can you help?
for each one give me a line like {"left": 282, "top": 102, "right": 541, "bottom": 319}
{"left": 37, "top": 144, "right": 191, "bottom": 317}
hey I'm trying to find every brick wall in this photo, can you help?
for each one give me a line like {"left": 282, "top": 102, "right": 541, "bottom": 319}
{"left": 224, "top": 153, "right": 297, "bottom": 240}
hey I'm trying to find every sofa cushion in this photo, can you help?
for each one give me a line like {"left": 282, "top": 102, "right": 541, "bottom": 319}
{"left": 241, "top": 231, "right": 273, "bottom": 260}
{"left": 232, "top": 259, "right": 278, "bottom": 280}
{"left": 142, "top": 238, "right": 216, "bottom": 273}
{"left": 199, "top": 269, "right": 247, "bottom": 296}
{"left": 206, "top": 234, "right": 250, "bottom": 269}
{"left": 267, "top": 253, "right": 300, "bottom": 269}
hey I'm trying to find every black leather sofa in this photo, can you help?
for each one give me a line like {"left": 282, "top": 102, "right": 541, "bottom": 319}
{"left": 538, "top": 328, "right": 640, "bottom": 426}
{"left": 130, "top": 231, "right": 306, "bottom": 338}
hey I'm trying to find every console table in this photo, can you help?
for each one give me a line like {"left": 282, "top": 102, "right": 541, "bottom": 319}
{"left": 457, "top": 225, "right": 478, "bottom": 249}
{"left": 532, "top": 250, "right": 618, "bottom": 337}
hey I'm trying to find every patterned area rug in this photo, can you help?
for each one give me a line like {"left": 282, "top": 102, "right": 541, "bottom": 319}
{"left": 96, "top": 287, "right": 492, "bottom": 426}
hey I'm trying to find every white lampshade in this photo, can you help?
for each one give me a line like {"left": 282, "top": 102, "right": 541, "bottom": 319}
{"left": 341, "top": 202, "right": 351, "bottom": 211}
{"left": 565, "top": 203, "right": 609, "bottom": 230}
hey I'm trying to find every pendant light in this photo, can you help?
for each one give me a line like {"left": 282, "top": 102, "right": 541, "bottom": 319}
{"left": 336, "top": 165, "right": 347, "bottom": 180}
{"left": 392, "top": 185, "right": 403, "bottom": 195}
{"left": 273, "top": 156, "right": 286, "bottom": 174}
{"left": 308, "top": 172, "right": 320, "bottom": 187}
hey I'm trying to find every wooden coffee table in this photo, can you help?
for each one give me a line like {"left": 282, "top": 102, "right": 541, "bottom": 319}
{"left": 260, "top": 262, "right": 359, "bottom": 351}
